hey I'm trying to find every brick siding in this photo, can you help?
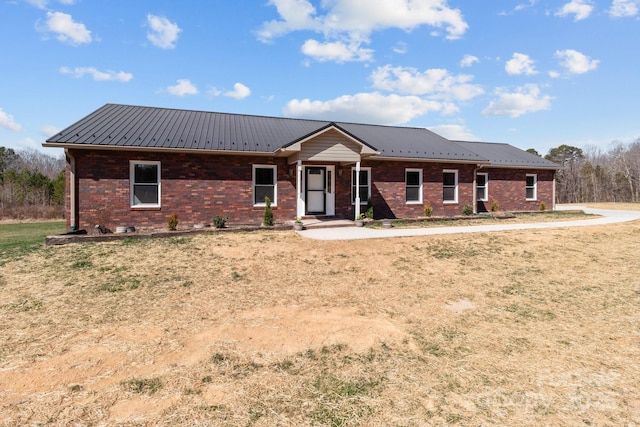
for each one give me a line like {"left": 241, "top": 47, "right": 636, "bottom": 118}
{"left": 66, "top": 149, "right": 555, "bottom": 231}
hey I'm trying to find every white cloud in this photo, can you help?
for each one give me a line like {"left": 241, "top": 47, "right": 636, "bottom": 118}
{"left": 301, "top": 39, "right": 374, "bottom": 62}
{"left": 609, "top": 0, "right": 639, "bottom": 17}
{"left": 146, "top": 14, "right": 181, "bottom": 49}
{"left": 515, "top": 0, "right": 538, "bottom": 11}
{"left": 224, "top": 83, "right": 252, "bottom": 100}
{"left": 258, "top": 0, "right": 468, "bottom": 62}
{"left": 165, "top": 79, "right": 198, "bottom": 96}
{"left": 27, "top": 0, "right": 77, "bottom": 9}
{"left": 555, "top": 49, "right": 599, "bottom": 74}
{"left": 0, "top": 108, "right": 22, "bottom": 132}
{"left": 393, "top": 42, "right": 408, "bottom": 54}
{"left": 460, "top": 54, "right": 479, "bottom": 68}
{"left": 40, "top": 125, "right": 61, "bottom": 137}
{"left": 428, "top": 124, "right": 478, "bottom": 141}
{"left": 42, "top": 11, "right": 92, "bottom": 45}
{"left": 284, "top": 92, "right": 444, "bottom": 124}
{"left": 505, "top": 52, "right": 537, "bottom": 75}
{"left": 60, "top": 66, "right": 133, "bottom": 82}
{"left": 555, "top": 0, "right": 595, "bottom": 21}
{"left": 370, "top": 65, "right": 484, "bottom": 102}
{"left": 482, "top": 84, "right": 553, "bottom": 118}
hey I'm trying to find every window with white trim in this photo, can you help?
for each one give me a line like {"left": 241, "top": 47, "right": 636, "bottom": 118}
{"left": 131, "top": 161, "right": 161, "bottom": 207}
{"left": 443, "top": 170, "right": 458, "bottom": 203}
{"left": 351, "top": 167, "right": 371, "bottom": 204}
{"left": 253, "top": 165, "right": 277, "bottom": 206}
{"left": 526, "top": 174, "right": 537, "bottom": 200}
{"left": 405, "top": 169, "right": 422, "bottom": 204}
{"left": 476, "top": 173, "right": 488, "bottom": 202}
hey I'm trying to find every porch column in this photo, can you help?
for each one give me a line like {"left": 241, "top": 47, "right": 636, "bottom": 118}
{"left": 354, "top": 161, "right": 361, "bottom": 220}
{"left": 296, "top": 160, "right": 303, "bottom": 217}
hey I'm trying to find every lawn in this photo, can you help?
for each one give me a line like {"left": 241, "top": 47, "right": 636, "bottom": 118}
{"left": 0, "top": 220, "right": 65, "bottom": 262}
{"left": 1, "top": 216, "right": 639, "bottom": 426}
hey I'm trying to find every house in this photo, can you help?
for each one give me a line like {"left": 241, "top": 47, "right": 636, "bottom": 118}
{"left": 43, "top": 104, "right": 560, "bottom": 231}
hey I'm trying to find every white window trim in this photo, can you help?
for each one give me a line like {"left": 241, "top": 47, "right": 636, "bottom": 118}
{"left": 351, "top": 167, "right": 371, "bottom": 205}
{"left": 130, "top": 160, "right": 161, "bottom": 208}
{"left": 405, "top": 168, "right": 423, "bottom": 204}
{"left": 443, "top": 169, "right": 458, "bottom": 204}
{"left": 526, "top": 173, "right": 537, "bottom": 201}
{"left": 253, "top": 164, "right": 277, "bottom": 206}
{"left": 477, "top": 172, "right": 489, "bottom": 202}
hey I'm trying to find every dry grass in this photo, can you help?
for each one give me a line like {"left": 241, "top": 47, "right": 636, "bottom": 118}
{"left": 1, "top": 218, "right": 640, "bottom": 426}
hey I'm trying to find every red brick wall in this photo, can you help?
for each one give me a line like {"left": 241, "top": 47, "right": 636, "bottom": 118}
{"left": 69, "top": 150, "right": 297, "bottom": 231}
{"left": 66, "top": 150, "right": 556, "bottom": 230}
{"left": 477, "top": 168, "right": 555, "bottom": 213}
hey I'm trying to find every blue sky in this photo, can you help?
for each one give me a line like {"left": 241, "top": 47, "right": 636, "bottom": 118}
{"left": 1, "top": 0, "right": 639, "bottom": 156}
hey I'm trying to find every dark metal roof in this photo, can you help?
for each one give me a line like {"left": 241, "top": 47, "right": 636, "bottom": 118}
{"left": 44, "top": 104, "right": 558, "bottom": 168}
{"left": 454, "top": 141, "right": 560, "bottom": 169}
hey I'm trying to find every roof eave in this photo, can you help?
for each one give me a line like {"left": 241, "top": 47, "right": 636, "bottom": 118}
{"left": 43, "top": 142, "right": 277, "bottom": 157}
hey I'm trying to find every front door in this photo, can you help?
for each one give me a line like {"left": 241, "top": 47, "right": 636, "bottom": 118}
{"left": 305, "top": 167, "right": 326, "bottom": 215}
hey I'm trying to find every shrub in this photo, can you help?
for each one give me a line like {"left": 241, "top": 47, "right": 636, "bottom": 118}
{"left": 461, "top": 205, "right": 474, "bottom": 216}
{"left": 263, "top": 197, "right": 274, "bottom": 226}
{"left": 168, "top": 213, "right": 178, "bottom": 231}
{"left": 423, "top": 204, "right": 433, "bottom": 217}
{"left": 539, "top": 201, "right": 546, "bottom": 211}
{"left": 365, "top": 198, "right": 374, "bottom": 219}
{"left": 490, "top": 200, "right": 500, "bottom": 212}
{"left": 213, "top": 215, "right": 228, "bottom": 228}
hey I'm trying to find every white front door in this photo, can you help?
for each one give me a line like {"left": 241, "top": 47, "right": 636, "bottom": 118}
{"left": 303, "top": 166, "right": 335, "bottom": 216}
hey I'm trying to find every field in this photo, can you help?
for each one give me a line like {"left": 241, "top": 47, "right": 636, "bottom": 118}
{"left": 1, "top": 211, "right": 639, "bottom": 426}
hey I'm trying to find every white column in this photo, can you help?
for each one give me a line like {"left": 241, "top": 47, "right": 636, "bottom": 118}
{"left": 354, "top": 161, "right": 361, "bottom": 219}
{"left": 296, "top": 160, "right": 303, "bottom": 217}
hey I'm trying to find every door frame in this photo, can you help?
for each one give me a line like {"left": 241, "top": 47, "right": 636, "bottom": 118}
{"left": 301, "top": 165, "right": 335, "bottom": 216}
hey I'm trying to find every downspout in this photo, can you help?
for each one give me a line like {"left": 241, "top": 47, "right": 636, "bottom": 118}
{"left": 65, "top": 149, "right": 77, "bottom": 231}
{"left": 354, "top": 161, "right": 361, "bottom": 220}
{"left": 552, "top": 170, "right": 557, "bottom": 210}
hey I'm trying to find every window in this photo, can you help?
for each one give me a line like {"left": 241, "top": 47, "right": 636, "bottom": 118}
{"left": 476, "top": 173, "right": 488, "bottom": 201}
{"left": 253, "top": 165, "right": 277, "bottom": 206}
{"left": 405, "top": 169, "right": 423, "bottom": 203}
{"left": 526, "top": 174, "right": 537, "bottom": 200}
{"left": 443, "top": 170, "right": 458, "bottom": 203}
{"left": 351, "top": 167, "right": 371, "bottom": 204}
{"left": 131, "top": 161, "right": 160, "bottom": 207}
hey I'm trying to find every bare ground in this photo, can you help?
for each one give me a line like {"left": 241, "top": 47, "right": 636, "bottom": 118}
{"left": 1, "top": 216, "right": 640, "bottom": 426}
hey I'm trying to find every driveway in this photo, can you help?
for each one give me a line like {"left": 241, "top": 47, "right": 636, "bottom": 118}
{"left": 297, "top": 206, "right": 640, "bottom": 241}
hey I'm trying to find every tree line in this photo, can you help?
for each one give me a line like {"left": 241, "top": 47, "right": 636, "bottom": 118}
{"left": 541, "top": 138, "right": 640, "bottom": 204}
{"left": 0, "top": 147, "right": 66, "bottom": 219}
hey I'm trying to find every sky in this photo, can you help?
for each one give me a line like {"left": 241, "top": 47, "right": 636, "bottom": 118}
{"left": 1, "top": 0, "right": 639, "bottom": 157}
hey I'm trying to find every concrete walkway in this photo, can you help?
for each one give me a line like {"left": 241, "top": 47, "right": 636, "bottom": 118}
{"left": 297, "top": 206, "right": 640, "bottom": 241}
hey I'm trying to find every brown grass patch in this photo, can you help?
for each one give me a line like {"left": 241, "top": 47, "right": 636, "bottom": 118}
{"left": 1, "top": 221, "right": 640, "bottom": 425}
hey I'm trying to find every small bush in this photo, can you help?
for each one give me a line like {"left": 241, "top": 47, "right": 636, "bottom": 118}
{"left": 213, "top": 215, "right": 228, "bottom": 228}
{"left": 490, "top": 200, "right": 500, "bottom": 212}
{"left": 539, "top": 201, "right": 546, "bottom": 211}
{"left": 168, "top": 213, "right": 178, "bottom": 231}
{"left": 263, "top": 197, "right": 274, "bottom": 226}
{"left": 423, "top": 204, "right": 433, "bottom": 217}
{"left": 462, "top": 205, "right": 474, "bottom": 216}
{"left": 365, "top": 198, "right": 374, "bottom": 219}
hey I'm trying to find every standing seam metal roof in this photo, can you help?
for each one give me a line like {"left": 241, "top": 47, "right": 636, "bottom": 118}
{"left": 45, "top": 104, "right": 559, "bottom": 168}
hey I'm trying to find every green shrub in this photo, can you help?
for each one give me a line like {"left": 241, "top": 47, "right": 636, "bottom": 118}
{"left": 168, "top": 213, "right": 178, "bottom": 231}
{"left": 213, "top": 215, "right": 228, "bottom": 228}
{"left": 539, "top": 201, "right": 546, "bottom": 211}
{"left": 490, "top": 200, "right": 499, "bottom": 212}
{"left": 461, "top": 205, "right": 474, "bottom": 216}
{"left": 365, "top": 198, "right": 374, "bottom": 219}
{"left": 263, "top": 197, "right": 274, "bottom": 226}
{"left": 423, "top": 204, "right": 433, "bottom": 217}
